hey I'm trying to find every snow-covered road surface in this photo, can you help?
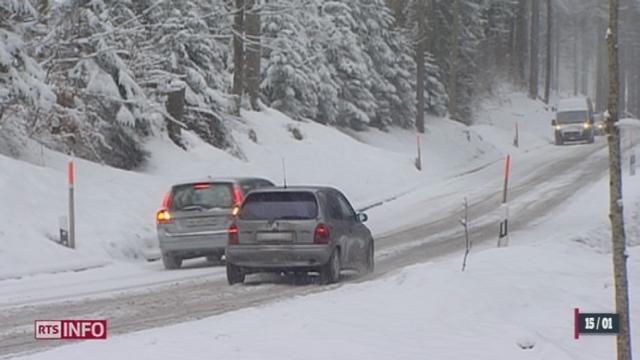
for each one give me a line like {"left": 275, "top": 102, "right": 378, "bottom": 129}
{"left": 0, "top": 139, "right": 610, "bottom": 358}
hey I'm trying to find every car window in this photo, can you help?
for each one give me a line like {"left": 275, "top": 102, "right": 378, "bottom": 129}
{"left": 324, "top": 191, "right": 344, "bottom": 221}
{"left": 171, "top": 183, "right": 233, "bottom": 210}
{"left": 240, "top": 191, "right": 318, "bottom": 220}
{"left": 336, "top": 192, "right": 356, "bottom": 221}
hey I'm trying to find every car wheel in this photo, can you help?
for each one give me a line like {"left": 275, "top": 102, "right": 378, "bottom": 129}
{"left": 162, "top": 253, "right": 182, "bottom": 270}
{"left": 320, "top": 249, "right": 341, "bottom": 285}
{"left": 207, "top": 253, "right": 224, "bottom": 265}
{"left": 226, "top": 262, "right": 245, "bottom": 285}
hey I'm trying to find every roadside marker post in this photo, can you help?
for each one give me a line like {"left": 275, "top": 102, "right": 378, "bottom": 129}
{"left": 68, "top": 160, "right": 76, "bottom": 249}
{"left": 513, "top": 122, "right": 519, "bottom": 148}
{"left": 498, "top": 155, "right": 511, "bottom": 247}
{"left": 415, "top": 134, "right": 422, "bottom": 171}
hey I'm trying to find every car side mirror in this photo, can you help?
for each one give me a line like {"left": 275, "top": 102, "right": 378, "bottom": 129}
{"left": 551, "top": 119, "right": 557, "bottom": 126}
{"left": 357, "top": 213, "right": 368, "bottom": 223}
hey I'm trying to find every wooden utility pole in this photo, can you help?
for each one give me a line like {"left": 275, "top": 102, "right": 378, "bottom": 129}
{"left": 529, "top": 0, "right": 540, "bottom": 99}
{"left": 415, "top": 0, "right": 426, "bottom": 133}
{"left": 606, "top": 0, "right": 633, "bottom": 358}
{"left": 544, "top": 0, "right": 552, "bottom": 104}
{"left": 232, "top": 0, "right": 245, "bottom": 115}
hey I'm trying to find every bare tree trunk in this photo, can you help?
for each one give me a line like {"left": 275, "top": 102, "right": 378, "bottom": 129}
{"left": 231, "top": 0, "right": 245, "bottom": 115}
{"left": 448, "top": 0, "right": 460, "bottom": 119}
{"left": 606, "top": 0, "right": 633, "bottom": 358}
{"left": 544, "top": 0, "right": 552, "bottom": 104}
{"left": 580, "top": 21, "right": 590, "bottom": 96}
{"left": 415, "top": 0, "right": 426, "bottom": 133}
{"left": 166, "top": 87, "right": 186, "bottom": 148}
{"left": 515, "top": 0, "right": 529, "bottom": 88}
{"left": 245, "top": 0, "right": 261, "bottom": 111}
{"left": 596, "top": 18, "right": 609, "bottom": 112}
{"left": 528, "top": 0, "right": 539, "bottom": 99}
{"left": 554, "top": 19, "right": 560, "bottom": 93}
{"left": 573, "top": 34, "right": 579, "bottom": 96}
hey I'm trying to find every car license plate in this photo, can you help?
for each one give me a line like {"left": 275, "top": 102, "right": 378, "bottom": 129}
{"left": 186, "top": 218, "right": 218, "bottom": 227}
{"left": 257, "top": 232, "right": 293, "bottom": 242}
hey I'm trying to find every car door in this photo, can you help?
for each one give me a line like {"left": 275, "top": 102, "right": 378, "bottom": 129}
{"left": 321, "top": 191, "right": 350, "bottom": 264}
{"left": 334, "top": 191, "right": 366, "bottom": 267}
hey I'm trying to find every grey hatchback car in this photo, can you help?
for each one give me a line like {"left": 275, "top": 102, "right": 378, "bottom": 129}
{"left": 225, "top": 187, "right": 374, "bottom": 285}
{"left": 156, "top": 177, "right": 274, "bottom": 269}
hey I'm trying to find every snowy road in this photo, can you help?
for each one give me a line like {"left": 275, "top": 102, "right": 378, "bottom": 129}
{"left": 0, "top": 141, "right": 610, "bottom": 358}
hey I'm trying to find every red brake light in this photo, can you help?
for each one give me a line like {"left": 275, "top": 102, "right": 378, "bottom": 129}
{"left": 161, "top": 192, "right": 171, "bottom": 208}
{"left": 193, "top": 183, "right": 210, "bottom": 189}
{"left": 233, "top": 186, "right": 243, "bottom": 206}
{"left": 228, "top": 224, "right": 239, "bottom": 245}
{"left": 156, "top": 209, "right": 172, "bottom": 224}
{"left": 314, "top": 224, "right": 330, "bottom": 244}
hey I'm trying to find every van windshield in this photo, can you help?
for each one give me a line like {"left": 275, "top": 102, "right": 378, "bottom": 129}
{"left": 557, "top": 111, "right": 589, "bottom": 124}
{"left": 240, "top": 192, "right": 318, "bottom": 220}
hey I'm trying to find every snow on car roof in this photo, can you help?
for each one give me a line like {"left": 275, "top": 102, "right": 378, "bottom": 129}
{"left": 556, "top": 97, "right": 589, "bottom": 112}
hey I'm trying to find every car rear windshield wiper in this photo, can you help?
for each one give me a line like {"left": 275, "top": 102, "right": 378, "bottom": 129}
{"left": 177, "top": 205, "right": 206, "bottom": 211}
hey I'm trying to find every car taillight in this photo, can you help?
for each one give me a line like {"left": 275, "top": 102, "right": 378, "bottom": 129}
{"left": 232, "top": 186, "right": 243, "bottom": 206}
{"left": 314, "top": 224, "right": 330, "bottom": 244}
{"left": 161, "top": 192, "right": 171, "bottom": 208}
{"left": 156, "top": 209, "right": 172, "bottom": 224}
{"left": 228, "top": 224, "right": 239, "bottom": 245}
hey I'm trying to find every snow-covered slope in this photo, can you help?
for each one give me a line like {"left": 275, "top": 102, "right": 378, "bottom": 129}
{"left": 0, "top": 106, "right": 502, "bottom": 279}
{"left": 15, "top": 129, "right": 640, "bottom": 360}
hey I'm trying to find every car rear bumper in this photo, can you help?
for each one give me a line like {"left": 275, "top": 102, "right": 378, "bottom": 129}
{"left": 226, "top": 244, "right": 332, "bottom": 270}
{"left": 157, "top": 230, "right": 227, "bottom": 255}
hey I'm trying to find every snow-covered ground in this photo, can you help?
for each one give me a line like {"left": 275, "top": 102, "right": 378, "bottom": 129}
{"left": 15, "top": 139, "right": 639, "bottom": 360}
{"left": 3, "top": 89, "right": 639, "bottom": 359}
{"left": 0, "top": 106, "right": 499, "bottom": 281}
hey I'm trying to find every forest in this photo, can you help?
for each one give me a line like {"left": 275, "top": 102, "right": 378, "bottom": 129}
{"left": 1, "top": 0, "right": 639, "bottom": 169}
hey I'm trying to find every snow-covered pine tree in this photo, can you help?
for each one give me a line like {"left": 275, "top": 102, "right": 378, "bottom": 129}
{"left": 129, "top": 0, "right": 234, "bottom": 151}
{"left": 430, "top": 0, "right": 486, "bottom": 124}
{"left": 323, "top": 1, "right": 378, "bottom": 129}
{"left": 261, "top": 0, "right": 321, "bottom": 121}
{"left": 0, "top": 0, "right": 55, "bottom": 156}
{"left": 348, "top": 0, "right": 416, "bottom": 129}
{"left": 36, "top": 0, "right": 147, "bottom": 169}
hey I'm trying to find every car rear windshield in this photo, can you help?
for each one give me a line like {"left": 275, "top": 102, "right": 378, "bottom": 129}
{"left": 240, "top": 191, "right": 318, "bottom": 220}
{"left": 170, "top": 183, "right": 233, "bottom": 210}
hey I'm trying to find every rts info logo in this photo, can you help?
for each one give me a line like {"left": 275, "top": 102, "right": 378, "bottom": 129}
{"left": 35, "top": 320, "right": 108, "bottom": 340}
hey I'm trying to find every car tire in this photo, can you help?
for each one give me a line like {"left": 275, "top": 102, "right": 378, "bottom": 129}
{"left": 207, "top": 253, "right": 224, "bottom": 265}
{"left": 226, "top": 262, "right": 245, "bottom": 285}
{"left": 320, "top": 249, "right": 341, "bottom": 285}
{"left": 162, "top": 253, "right": 182, "bottom": 270}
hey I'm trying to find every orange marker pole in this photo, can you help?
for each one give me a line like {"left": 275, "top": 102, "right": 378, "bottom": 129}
{"left": 68, "top": 160, "right": 76, "bottom": 249}
{"left": 502, "top": 154, "right": 511, "bottom": 204}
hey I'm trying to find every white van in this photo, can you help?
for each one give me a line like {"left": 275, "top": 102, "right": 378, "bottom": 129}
{"left": 551, "top": 97, "right": 595, "bottom": 145}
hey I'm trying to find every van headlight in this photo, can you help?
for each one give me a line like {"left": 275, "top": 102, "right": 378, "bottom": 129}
{"left": 583, "top": 122, "right": 592, "bottom": 129}
{"left": 554, "top": 125, "right": 562, "bottom": 130}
